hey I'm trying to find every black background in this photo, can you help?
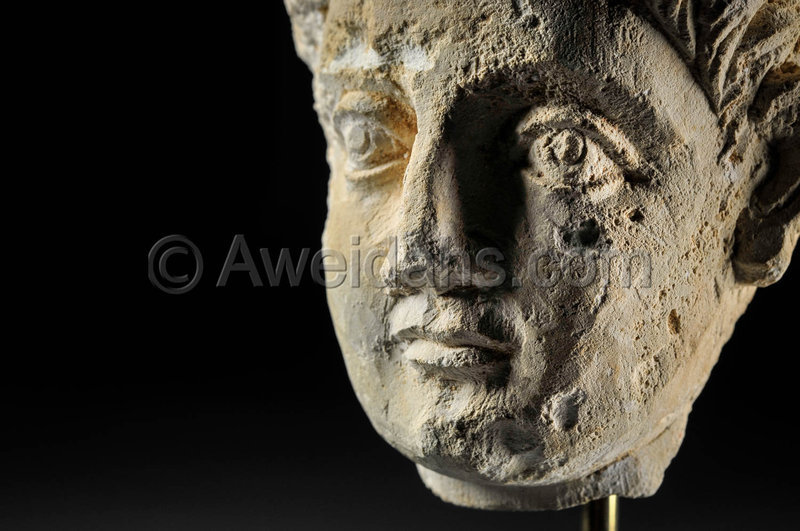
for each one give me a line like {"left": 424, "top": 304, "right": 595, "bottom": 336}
{"left": 3, "top": 4, "right": 797, "bottom": 530}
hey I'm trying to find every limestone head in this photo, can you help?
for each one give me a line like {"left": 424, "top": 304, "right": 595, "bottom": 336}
{"left": 286, "top": 0, "right": 799, "bottom": 510}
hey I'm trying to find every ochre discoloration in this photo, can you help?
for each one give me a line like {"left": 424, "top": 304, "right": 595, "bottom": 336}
{"left": 286, "top": 0, "right": 800, "bottom": 510}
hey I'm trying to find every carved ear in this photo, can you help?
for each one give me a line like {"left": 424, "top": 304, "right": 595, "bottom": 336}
{"left": 733, "top": 46, "right": 800, "bottom": 287}
{"left": 733, "top": 135, "right": 800, "bottom": 286}
{"left": 284, "top": 0, "right": 328, "bottom": 70}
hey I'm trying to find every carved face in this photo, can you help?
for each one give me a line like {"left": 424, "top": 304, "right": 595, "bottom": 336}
{"left": 288, "top": 0, "right": 799, "bottom": 510}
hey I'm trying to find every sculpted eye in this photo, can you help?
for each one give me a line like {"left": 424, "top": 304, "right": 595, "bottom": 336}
{"left": 518, "top": 106, "right": 649, "bottom": 193}
{"left": 343, "top": 122, "right": 371, "bottom": 157}
{"left": 526, "top": 127, "right": 608, "bottom": 187}
{"left": 546, "top": 129, "right": 586, "bottom": 166}
{"left": 333, "top": 91, "right": 416, "bottom": 184}
{"left": 339, "top": 116, "right": 408, "bottom": 173}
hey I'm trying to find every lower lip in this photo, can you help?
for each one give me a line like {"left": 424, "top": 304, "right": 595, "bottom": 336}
{"left": 403, "top": 339, "right": 510, "bottom": 383}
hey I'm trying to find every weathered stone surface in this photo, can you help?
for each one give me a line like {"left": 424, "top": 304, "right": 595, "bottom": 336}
{"left": 286, "top": 0, "right": 800, "bottom": 510}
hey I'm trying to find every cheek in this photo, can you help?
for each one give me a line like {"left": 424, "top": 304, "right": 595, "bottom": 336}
{"left": 504, "top": 192, "right": 646, "bottom": 395}
{"left": 323, "top": 176, "right": 398, "bottom": 351}
{"left": 324, "top": 170, "right": 404, "bottom": 247}
{"left": 579, "top": 180, "right": 735, "bottom": 419}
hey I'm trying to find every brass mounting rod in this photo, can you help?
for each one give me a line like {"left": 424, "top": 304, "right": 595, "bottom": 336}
{"left": 581, "top": 495, "right": 618, "bottom": 531}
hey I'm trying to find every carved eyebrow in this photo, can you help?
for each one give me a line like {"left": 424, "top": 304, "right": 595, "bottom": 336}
{"left": 323, "top": 39, "right": 434, "bottom": 74}
{"left": 332, "top": 90, "right": 417, "bottom": 134}
{"left": 502, "top": 62, "right": 677, "bottom": 161}
{"left": 320, "top": 70, "right": 412, "bottom": 115}
{"left": 333, "top": 90, "right": 388, "bottom": 117}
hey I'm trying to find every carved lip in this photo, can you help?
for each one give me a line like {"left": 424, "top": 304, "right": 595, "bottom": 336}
{"left": 387, "top": 294, "right": 518, "bottom": 381}
{"left": 394, "top": 326, "right": 516, "bottom": 354}
{"left": 402, "top": 339, "right": 511, "bottom": 383}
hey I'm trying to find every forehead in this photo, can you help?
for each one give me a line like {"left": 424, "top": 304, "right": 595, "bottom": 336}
{"left": 315, "top": 0, "right": 719, "bottom": 154}
{"left": 320, "top": 0, "right": 603, "bottom": 75}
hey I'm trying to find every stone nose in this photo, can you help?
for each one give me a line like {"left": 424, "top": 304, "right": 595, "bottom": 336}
{"left": 379, "top": 92, "right": 528, "bottom": 295}
{"left": 382, "top": 122, "right": 513, "bottom": 296}
{"left": 380, "top": 129, "right": 477, "bottom": 295}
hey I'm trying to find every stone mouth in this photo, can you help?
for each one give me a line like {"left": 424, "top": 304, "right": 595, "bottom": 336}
{"left": 387, "top": 293, "right": 521, "bottom": 354}
{"left": 403, "top": 339, "right": 511, "bottom": 383}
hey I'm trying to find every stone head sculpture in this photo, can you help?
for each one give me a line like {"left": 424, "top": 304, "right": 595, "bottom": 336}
{"left": 285, "top": 0, "right": 799, "bottom": 510}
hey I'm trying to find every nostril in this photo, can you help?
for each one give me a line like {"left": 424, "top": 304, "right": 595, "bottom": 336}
{"left": 464, "top": 227, "right": 501, "bottom": 250}
{"left": 433, "top": 282, "right": 483, "bottom": 297}
{"left": 562, "top": 219, "right": 600, "bottom": 248}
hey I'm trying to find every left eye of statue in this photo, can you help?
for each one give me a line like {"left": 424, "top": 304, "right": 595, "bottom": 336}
{"left": 526, "top": 127, "right": 594, "bottom": 184}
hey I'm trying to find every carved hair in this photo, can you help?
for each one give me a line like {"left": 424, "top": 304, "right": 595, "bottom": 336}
{"left": 643, "top": 0, "right": 799, "bottom": 148}
{"left": 285, "top": 0, "right": 329, "bottom": 68}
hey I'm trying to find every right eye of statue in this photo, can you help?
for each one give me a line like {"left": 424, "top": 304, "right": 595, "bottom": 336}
{"left": 333, "top": 91, "right": 417, "bottom": 184}
{"left": 338, "top": 115, "right": 409, "bottom": 174}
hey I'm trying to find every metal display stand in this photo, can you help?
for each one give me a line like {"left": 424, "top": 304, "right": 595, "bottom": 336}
{"left": 581, "top": 496, "right": 618, "bottom": 531}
